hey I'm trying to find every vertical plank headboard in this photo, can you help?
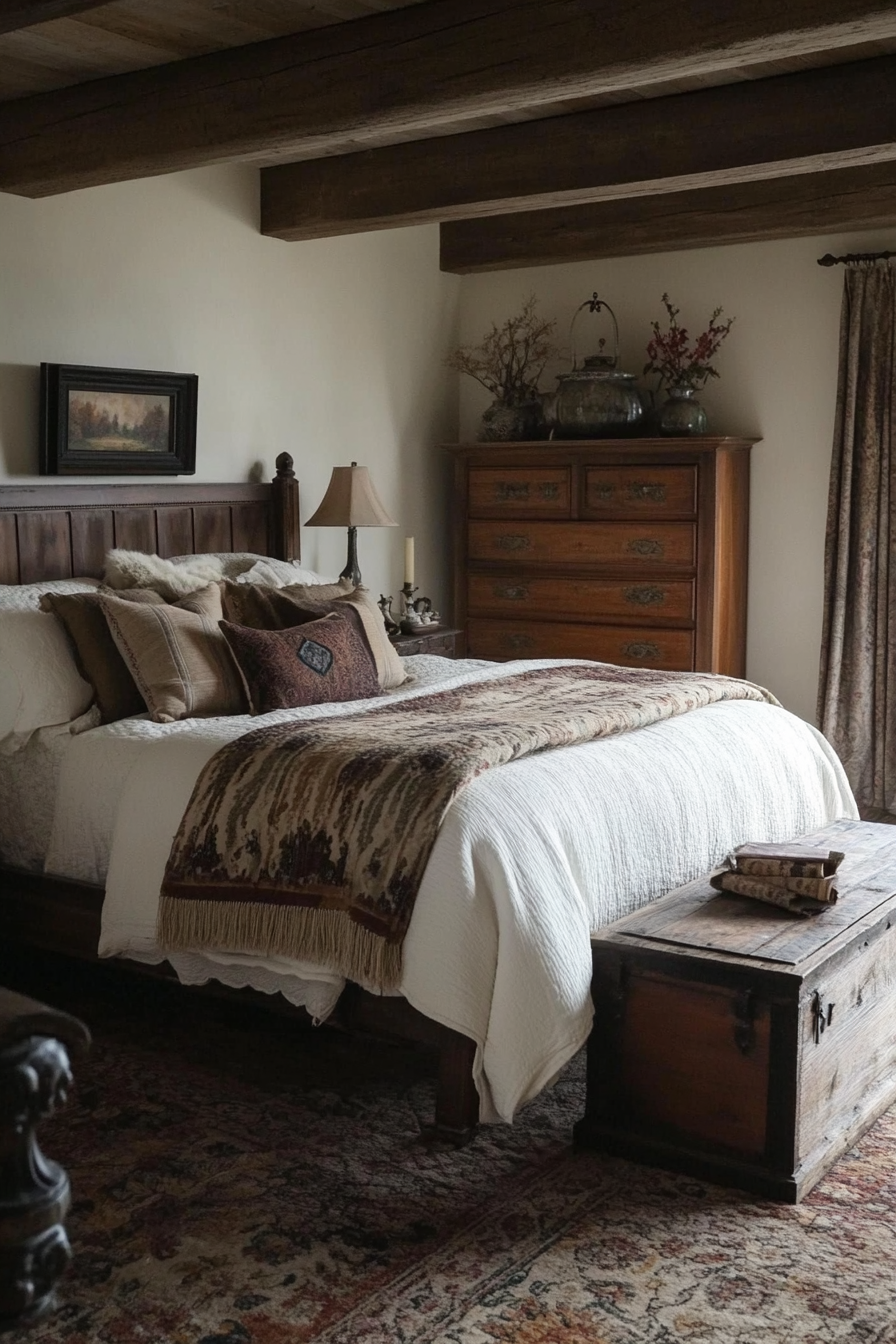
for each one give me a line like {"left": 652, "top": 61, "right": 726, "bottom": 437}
{"left": 0, "top": 453, "right": 300, "bottom": 584}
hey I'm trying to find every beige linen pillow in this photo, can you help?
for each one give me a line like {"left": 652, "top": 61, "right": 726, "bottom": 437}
{"left": 99, "top": 585, "right": 245, "bottom": 723}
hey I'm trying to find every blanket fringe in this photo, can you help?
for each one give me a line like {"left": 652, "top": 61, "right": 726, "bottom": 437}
{"left": 157, "top": 896, "right": 403, "bottom": 992}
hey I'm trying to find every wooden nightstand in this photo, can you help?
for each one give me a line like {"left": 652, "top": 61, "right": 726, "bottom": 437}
{"left": 390, "top": 627, "right": 461, "bottom": 658}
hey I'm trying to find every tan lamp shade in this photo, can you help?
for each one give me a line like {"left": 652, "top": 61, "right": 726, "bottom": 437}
{"left": 306, "top": 463, "right": 397, "bottom": 529}
{"left": 306, "top": 462, "right": 397, "bottom": 586}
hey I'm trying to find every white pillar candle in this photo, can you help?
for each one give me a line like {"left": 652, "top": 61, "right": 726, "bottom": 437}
{"left": 404, "top": 536, "right": 415, "bottom": 585}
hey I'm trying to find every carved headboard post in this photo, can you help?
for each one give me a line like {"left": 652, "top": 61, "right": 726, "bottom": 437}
{"left": 271, "top": 453, "right": 301, "bottom": 561}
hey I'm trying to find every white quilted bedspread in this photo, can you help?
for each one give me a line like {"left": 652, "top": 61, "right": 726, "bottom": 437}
{"left": 43, "top": 656, "right": 856, "bottom": 1123}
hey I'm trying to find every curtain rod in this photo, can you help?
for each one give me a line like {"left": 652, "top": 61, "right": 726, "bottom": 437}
{"left": 817, "top": 249, "right": 896, "bottom": 266}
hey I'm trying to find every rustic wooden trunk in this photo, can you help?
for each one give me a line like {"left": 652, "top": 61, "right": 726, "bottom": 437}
{"left": 574, "top": 819, "right": 896, "bottom": 1202}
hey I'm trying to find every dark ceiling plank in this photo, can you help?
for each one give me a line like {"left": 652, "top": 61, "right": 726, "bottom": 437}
{"left": 261, "top": 54, "right": 896, "bottom": 239}
{"left": 4, "top": 0, "right": 896, "bottom": 197}
{"left": 439, "top": 161, "right": 896, "bottom": 272}
{"left": 0, "top": 1, "right": 109, "bottom": 35}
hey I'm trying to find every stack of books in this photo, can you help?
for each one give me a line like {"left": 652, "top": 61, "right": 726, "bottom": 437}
{"left": 710, "top": 842, "right": 845, "bottom": 917}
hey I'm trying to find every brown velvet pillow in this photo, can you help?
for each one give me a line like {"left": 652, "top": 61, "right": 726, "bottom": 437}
{"left": 39, "top": 587, "right": 167, "bottom": 723}
{"left": 219, "top": 579, "right": 317, "bottom": 632}
{"left": 219, "top": 608, "right": 380, "bottom": 714}
{"left": 220, "top": 580, "right": 407, "bottom": 691}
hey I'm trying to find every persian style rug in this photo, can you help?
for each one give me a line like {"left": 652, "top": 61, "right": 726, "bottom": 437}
{"left": 10, "top": 959, "right": 896, "bottom": 1344}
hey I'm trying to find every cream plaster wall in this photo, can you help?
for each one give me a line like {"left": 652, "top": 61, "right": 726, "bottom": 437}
{"left": 0, "top": 165, "right": 461, "bottom": 605}
{"left": 457, "top": 229, "right": 896, "bottom": 724}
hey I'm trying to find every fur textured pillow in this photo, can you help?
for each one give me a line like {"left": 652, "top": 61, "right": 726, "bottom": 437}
{"left": 170, "top": 553, "right": 330, "bottom": 585}
{"left": 100, "top": 584, "right": 246, "bottom": 723}
{"left": 103, "top": 549, "right": 225, "bottom": 600}
{"left": 220, "top": 608, "right": 379, "bottom": 713}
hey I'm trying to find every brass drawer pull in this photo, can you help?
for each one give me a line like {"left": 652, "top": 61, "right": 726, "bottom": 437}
{"left": 627, "top": 538, "right": 664, "bottom": 558}
{"left": 623, "top": 641, "right": 661, "bottom": 660}
{"left": 493, "top": 482, "right": 560, "bottom": 503}
{"left": 629, "top": 481, "right": 667, "bottom": 502}
{"left": 496, "top": 482, "right": 530, "bottom": 501}
{"left": 624, "top": 585, "right": 665, "bottom": 607}
{"left": 593, "top": 484, "right": 614, "bottom": 502}
{"left": 495, "top": 534, "right": 532, "bottom": 551}
{"left": 493, "top": 584, "right": 529, "bottom": 600}
{"left": 501, "top": 633, "right": 536, "bottom": 650}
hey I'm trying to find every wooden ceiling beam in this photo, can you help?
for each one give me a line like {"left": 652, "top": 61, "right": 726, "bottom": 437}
{"left": 438, "top": 161, "right": 896, "bottom": 272}
{"left": 261, "top": 55, "right": 896, "bottom": 239}
{"left": 4, "top": 0, "right": 896, "bottom": 197}
{"left": 0, "top": 1, "right": 109, "bottom": 36}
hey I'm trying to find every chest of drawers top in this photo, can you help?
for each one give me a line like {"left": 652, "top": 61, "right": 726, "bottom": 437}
{"left": 447, "top": 437, "right": 754, "bottom": 518}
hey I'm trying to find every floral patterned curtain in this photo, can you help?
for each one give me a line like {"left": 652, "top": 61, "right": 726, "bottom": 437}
{"left": 818, "top": 263, "right": 896, "bottom": 811}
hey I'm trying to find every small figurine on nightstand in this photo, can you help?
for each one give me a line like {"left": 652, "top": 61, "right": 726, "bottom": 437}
{"left": 377, "top": 595, "right": 400, "bottom": 636}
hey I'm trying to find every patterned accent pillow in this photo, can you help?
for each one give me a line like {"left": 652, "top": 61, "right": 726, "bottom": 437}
{"left": 219, "top": 608, "right": 380, "bottom": 713}
{"left": 220, "top": 580, "right": 407, "bottom": 691}
{"left": 99, "top": 584, "right": 246, "bottom": 723}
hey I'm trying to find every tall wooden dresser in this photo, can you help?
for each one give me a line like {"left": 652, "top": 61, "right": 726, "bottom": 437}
{"left": 447, "top": 437, "right": 756, "bottom": 677}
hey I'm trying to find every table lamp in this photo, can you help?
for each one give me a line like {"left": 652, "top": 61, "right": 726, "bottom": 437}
{"left": 305, "top": 461, "right": 397, "bottom": 586}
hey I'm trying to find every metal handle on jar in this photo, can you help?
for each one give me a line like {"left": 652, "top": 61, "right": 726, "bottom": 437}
{"left": 571, "top": 292, "right": 619, "bottom": 371}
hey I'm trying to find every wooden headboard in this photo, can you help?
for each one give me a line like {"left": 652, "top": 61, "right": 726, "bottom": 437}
{"left": 0, "top": 452, "right": 300, "bottom": 584}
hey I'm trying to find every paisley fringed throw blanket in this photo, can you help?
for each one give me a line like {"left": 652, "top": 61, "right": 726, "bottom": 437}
{"left": 158, "top": 664, "right": 776, "bottom": 991}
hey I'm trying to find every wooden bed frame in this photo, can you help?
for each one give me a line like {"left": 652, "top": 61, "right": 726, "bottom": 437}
{"left": 0, "top": 455, "right": 479, "bottom": 1143}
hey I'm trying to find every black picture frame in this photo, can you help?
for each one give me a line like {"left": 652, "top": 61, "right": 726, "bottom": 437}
{"left": 39, "top": 363, "right": 198, "bottom": 475}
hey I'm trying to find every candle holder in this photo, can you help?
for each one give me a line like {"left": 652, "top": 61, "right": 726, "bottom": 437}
{"left": 399, "top": 583, "right": 423, "bottom": 634}
{"left": 400, "top": 583, "right": 418, "bottom": 618}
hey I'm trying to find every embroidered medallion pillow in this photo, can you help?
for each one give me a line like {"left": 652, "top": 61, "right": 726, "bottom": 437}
{"left": 220, "top": 580, "right": 407, "bottom": 691}
{"left": 219, "top": 608, "right": 380, "bottom": 713}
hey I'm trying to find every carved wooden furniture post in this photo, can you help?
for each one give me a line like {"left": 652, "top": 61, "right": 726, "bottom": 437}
{"left": 0, "top": 990, "right": 90, "bottom": 1332}
{"left": 272, "top": 453, "right": 301, "bottom": 561}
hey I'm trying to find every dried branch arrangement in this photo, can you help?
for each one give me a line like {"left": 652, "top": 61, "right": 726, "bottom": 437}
{"left": 446, "top": 296, "right": 559, "bottom": 405}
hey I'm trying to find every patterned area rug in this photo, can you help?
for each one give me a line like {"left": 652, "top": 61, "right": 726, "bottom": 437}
{"left": 7, "top": 958, "right": 896, "bottom": 1344}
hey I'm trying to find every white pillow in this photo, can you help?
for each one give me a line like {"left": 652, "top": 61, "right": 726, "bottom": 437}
{"left": 0, "top": 610, "right": 96, "bottom": 754}
{"left": 236, "top": 557, "right": 336, "bottom": 587}
{"left": 0, "top": 578, "right": 100, "bottom": 611}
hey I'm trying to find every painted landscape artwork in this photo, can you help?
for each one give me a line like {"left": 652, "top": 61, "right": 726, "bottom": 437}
{"left": 67, "top": 390, "right": 170, "bottom": 453}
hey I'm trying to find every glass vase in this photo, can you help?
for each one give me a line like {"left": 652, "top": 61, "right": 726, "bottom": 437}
{"left": 659, "top": 386, "right": 707, "bottom": 436}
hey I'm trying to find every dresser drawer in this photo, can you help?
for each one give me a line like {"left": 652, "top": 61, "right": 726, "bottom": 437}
{"left": 468, "top": 520, "right": 696, "bottom": 568}
{"left": 468, "top": 574, "right": 695, "bottom": 624}
{"left": 468, "top": 467, "right": 571, "bottom": 518}
{"left": 467, "top": 618, "right": 695, "bottom": 669}
{"left": 584, "top": 465, "right": 697, "bottom": 517}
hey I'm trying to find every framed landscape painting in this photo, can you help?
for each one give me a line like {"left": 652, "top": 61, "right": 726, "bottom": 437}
{"left": 39, "top": 363, "right": 198, "bottom": 475}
